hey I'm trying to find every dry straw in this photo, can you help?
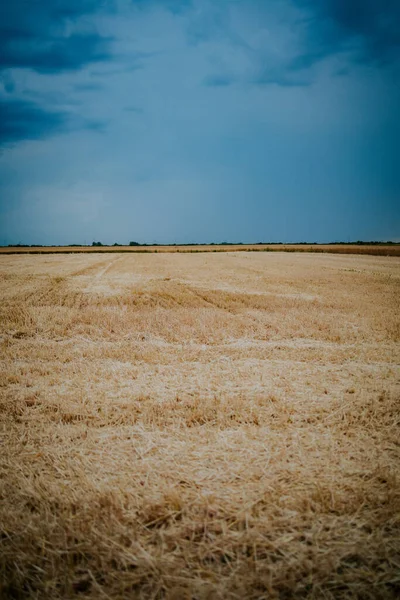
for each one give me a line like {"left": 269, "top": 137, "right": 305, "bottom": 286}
{"left": 1, "top": 251, "right": 399, "bottom": 598}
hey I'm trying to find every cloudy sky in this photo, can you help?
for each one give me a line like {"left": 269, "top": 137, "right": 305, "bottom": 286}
{"left": 0, "top": 0, "right": 399, "bottom": 245}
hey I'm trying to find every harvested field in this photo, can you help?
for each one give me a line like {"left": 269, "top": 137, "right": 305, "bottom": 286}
{"left": 1, "top": 251, "right": 399, "bottom": 599}
{"left": 1, "top": 244, "right": 400, "bottom": 257}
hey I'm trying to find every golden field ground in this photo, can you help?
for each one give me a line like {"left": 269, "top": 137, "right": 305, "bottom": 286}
{"left": 0, "top": 251, "right": 399, "bottom": 599}
{"left": 1, "top": 244, "right": 400, "bottom": 256}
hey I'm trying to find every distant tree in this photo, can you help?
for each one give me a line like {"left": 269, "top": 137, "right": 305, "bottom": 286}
{"left": 129, "top": 241, "right": 140, "bottom": 246}
{"left": 92, "top": 241, "right": 103, "bottom": 246}
{"left": 113, "top": 243, "right": 121, "bottom": 246}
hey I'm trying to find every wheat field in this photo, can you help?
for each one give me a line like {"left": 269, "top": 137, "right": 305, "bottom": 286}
{"left": 1, "top": 251, "right": 399, "bottom": 599}
{"left": 1, "top": 244, "right": 399, "bottom": 256}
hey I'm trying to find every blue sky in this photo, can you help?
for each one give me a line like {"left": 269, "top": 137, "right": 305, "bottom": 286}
{"left": 0, "top": 0, "right": 399, "bottom": 244}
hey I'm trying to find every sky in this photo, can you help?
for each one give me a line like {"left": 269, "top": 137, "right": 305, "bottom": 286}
{"left": 0, "top": 0, "right": 399, "bottom": 245}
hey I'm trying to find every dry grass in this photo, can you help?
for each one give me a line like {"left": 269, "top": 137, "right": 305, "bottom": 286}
{"left": 1, "top": 251, "right": 399, "bottom": 599}
{"left": 1, "top": 244, "right": 399, "bottom": 257}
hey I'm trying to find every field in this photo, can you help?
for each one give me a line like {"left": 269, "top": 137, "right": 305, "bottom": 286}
{"left": 1, "top": 251, "right": 399, "bottom": 599}
{"left": 1, "top": 244, "right": 400, "bottom": 257}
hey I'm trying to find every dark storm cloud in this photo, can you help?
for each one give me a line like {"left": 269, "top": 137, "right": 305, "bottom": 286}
{"left": 0, "top": 1, "right": 114, "bottom": 144}
{"left": 0, "top": 0, "right": 113, "bottom": 73}
{"left": 191, "top": 0, "right": 399, "bottom": 88}
{"left": 292, "top": 0, "right": 400, "bottom": 69}
{"left": 0, "top": 33, "right": 112, "bottom": 74}
{"left": 0, "top": 98, "right": 68, "bottom": 144}
{"left": 0, "top": 97, "right": 106, "bottom": 146}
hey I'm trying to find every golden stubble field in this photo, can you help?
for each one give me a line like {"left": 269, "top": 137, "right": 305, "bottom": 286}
{"left": 1, "top": 244, "right": 399, "bottom": 256}
{"left": 0, "top": 251, "right": 399, "bottom": 599}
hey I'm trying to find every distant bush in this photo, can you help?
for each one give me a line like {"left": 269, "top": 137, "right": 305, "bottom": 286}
{"left": 129, "top": 241, "right": 140, "bottom": 246}
{"left": 92, "top": 241, "right": 103, "bottom": 247}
